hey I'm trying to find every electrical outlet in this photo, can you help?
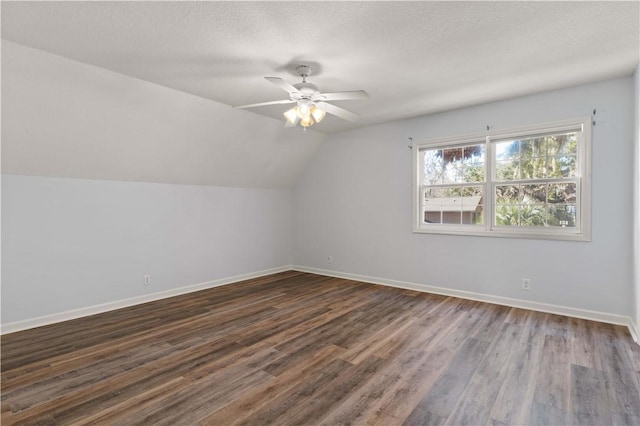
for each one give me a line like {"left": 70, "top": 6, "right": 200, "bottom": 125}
{"left": 327, "top": 256, "right": 333, "bottom": 264}
{"left": 144, "top": 275, "right": 151, "bottom": 286}
{"left": 522, "top": 278, "right": 531, "bottom": 291}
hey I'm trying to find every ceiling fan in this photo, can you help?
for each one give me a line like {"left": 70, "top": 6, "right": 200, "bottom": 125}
{"left": 234, "top": 65, "right": 368, "bottom": 129}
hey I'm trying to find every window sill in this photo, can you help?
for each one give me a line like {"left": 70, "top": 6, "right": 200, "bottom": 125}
{"left": 413, "top": 225, "right": 590, "bottom": 242}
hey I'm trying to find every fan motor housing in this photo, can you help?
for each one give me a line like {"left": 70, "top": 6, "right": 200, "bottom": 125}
{"left": 293, "top": 82, "right": 319, "bottom": 98}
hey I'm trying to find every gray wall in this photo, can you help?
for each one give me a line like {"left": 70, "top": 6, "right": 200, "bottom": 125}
{"left": 2, "top": 175, "right": 292, "bottom": 324}
{"left": 293, "top": 77, "right": 635, "bottom": 319}
{"left": 1, "top": 41, "right": 303, "bottom": 328}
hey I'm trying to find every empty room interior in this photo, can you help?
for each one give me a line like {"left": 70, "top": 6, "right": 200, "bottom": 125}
{"left": 2, "top": 1, "right": 640, "bottom": 425}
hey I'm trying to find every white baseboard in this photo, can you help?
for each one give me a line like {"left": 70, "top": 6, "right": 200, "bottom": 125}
{"left": 4, "top": 265, "right": 637, "bottom": 345}
{"left": 629, "top": 319, "right": 639, "bottom": 343}
{"left": 1, "top": 265, "right": 292, "bottom": 335}
{"left": 292, "top": 265, "right": 637, "bottom": 338}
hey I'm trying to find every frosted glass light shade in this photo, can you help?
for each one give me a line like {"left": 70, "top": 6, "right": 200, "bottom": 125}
{"left": 284, "top": 107, "right": 299, "bottom": 125}
{"left": 296, "top": 102, "right": 311, "bottom": 119}
{"left": 311, "top": 107, "right": 326, "bottom": 123}
{"left": 300, "top": 116, "right": 313, "bottom": 127}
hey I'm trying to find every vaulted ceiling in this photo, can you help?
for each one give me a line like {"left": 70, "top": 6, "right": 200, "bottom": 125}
{"left": 1, "top": 1, "right": 638, "bottom": 189}
{"left": 3, "top": 1, "right": 638, "bottom": 134}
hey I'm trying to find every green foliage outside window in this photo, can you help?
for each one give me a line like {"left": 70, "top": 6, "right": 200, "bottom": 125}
{"left": 422, "top": 133, "right": 578, "bottom": 228}
{"left": 494, "top": 133, "right": 577, "bottom": 227}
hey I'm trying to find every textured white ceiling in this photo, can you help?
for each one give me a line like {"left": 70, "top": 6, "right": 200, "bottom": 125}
{"left": 2, "top": 1, "right": 638, "bottom": 134}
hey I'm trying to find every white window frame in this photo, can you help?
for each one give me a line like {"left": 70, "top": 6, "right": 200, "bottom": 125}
{"left": 412, "top": 117, "right": 591, "bottom": 241}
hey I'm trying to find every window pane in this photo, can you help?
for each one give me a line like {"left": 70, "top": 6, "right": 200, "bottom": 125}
{"left": 495, "top": 185, "right": 546, "bottom": 227}
{"left": 495, "top": 182, "right": 578, "bottom": 228}
{"left": 520, "top": 157, "right": 547, "bottom": 179}
{"left": 497, "top": 133, "right": 579, "bottom": 181}
{"left": 550, "top": 155, "right": 577, "bottom": 178}
{"left": 464, "top": 145, "right": 485, "bottom": 161}
{"left": 547, "top": 205, "right": 577, "bottom": 227}
{"left": 442, "top": 212, "right": 462, "bottom": 224}
{"left": 422, "top": 144, "right": 485, "bottom": 185}
{"left": 461, "top": 145, "right": 486, "bottom": 182}
{"left": 461, "top": 144, "right": 485, "bottom": 182}
{"left": 544, "top": 133, "right": 578, "bottom": 177}
{"left": 442, "top": 148, "right": 463, "bottom": 184}
{"left": 555, "top": 133, "right": 578, "bottom": 156}
{"left": 422, "top": 149, "right": 443, "bottom": 184}
{"left": 521, "top": 184, "right": 546, "bottom": 203}
{"left": 518, "top": 200, "right": 547, "bottom": 227}
{"left": 521, "top": 138, "right": 542, "bottom": 159}
{"left": 496, "top": 185, "right": 519, "bottom": 203}
{"left": 462, "top": 186, "right": 483, "bottom": 197}
{"left": 422, "top": 185, "right": 484, "bottom": 226}
{"left": 547, "top": 183, "right": 576, "bottom": 203}
{"left": 442, "top": 186, "right": 462, "bottom": 197}
{"left": 442, "top": 197, "right": 461, "bottom": 211}
{"left": 496, "top": 141, "right": 518, "bottom": 161}
{"left": 495, "top": 203, "right": 520, "bottom": 226}
{"left": 491, "top": 129, "right": 581, "bottom": 229}
{"left": 496, "top": 160, "right": 519, "bottom": 181}
{"left": 443, "top": 147, "right": 463, "bottom": 163}
{"left": 424, "top": 211, "right": 441, "bottom": 224}
{"left": 425, "top": 187, "right": 444, "bottom": 200}
{"left": 546, "top": 136, "right": 561, "bottom": 156}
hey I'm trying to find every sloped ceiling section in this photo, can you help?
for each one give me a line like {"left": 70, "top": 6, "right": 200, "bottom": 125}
{"left": 1, "top": 41, "right": 326, "bottom": 189}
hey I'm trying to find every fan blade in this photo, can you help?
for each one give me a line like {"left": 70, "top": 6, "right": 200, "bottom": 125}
{"left": 315, "top": 90, "right": 369, "bottom": 101}
{"left": 265, "top": 77, "right": 301, "bottom": 94}
{"left": 315, "top": 102, "right": 360, "bottom": 122}
{"left": 234, "top": 99, "right": 296, "bottom": 109}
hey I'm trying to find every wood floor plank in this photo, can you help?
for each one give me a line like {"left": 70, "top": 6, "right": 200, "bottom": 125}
{"left": 570, "top": 364, "right": 612, "bottom": 425}
{"left": 279, "top": 355, "right": 387, "bottom": 425}
{"left": 200, "top": 344, "right": 346, "bottom": 425}
{"left": 445, "top": 323, "right": 522, "bottom": 425}
{"left": 316, "top": 361, "right": 402, "bottom": 426}
{"left": 2, "top": 272, "right": 638, "bottom": 425}
{"left": 363, "top": 345, "right": 453, "bottom": 424}
{"left": 341, "top": 316, "right": 417, "bottom": 364}
{"left": 569, "top": 317, "right": 603, "bottom": 370}
{"left": 596, "top": 328, "right": 640, "bottom": 419}
{"left": 486, "top": 310, "right": 546, "bottom": 426}
{"left": 234, "top": 357, "right": 354, "bottom": 425}
{"left": 529, "top": 333, "right": 572, "bottom": 425}
{"left": 403, "top": 337, "right": 490, "bottom": 422}
{"left": 117, "top": 361, "right": 275, "bottom": 425}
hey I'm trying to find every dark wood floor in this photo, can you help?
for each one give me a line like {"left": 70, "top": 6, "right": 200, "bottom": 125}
{"left": 2, "top": 271, "right": 639, "bottom": 425}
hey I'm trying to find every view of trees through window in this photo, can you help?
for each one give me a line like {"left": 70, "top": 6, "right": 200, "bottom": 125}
{"left": 494, "top": 132, "right": 578, "bottom": 227}
{"left": 415, "top": 118, "right": 589, "bottom": 239}
{"left": 421, "top": 132, "right": 579, "bottom": 228}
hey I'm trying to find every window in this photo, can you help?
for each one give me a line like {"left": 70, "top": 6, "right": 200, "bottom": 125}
{"left": 413, "top": 117, "right": 591, "bottom": 241}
